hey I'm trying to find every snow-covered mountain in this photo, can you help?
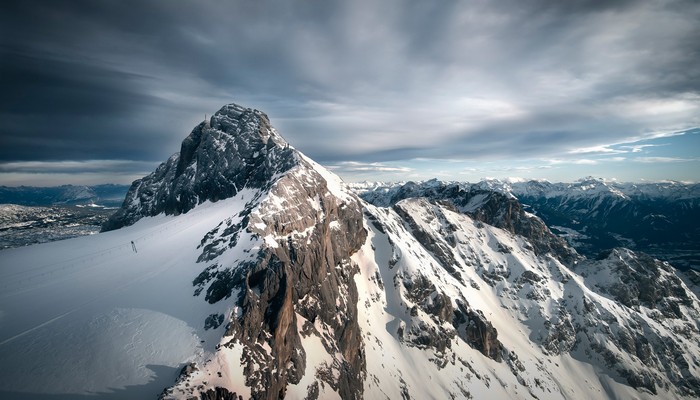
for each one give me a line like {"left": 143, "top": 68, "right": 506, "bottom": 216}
{"left": 1, "top": 104, "right": 699, "bottom": 400}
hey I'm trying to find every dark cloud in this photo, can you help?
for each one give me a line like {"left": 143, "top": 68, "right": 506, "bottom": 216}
{"left": 0, "top": 0, "right": 698, "bottom": 183}
{"left": 0, "top": 53, "right": 154, "bottom": 117}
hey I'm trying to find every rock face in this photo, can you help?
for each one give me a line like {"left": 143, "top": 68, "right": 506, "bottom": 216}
{"left": 216, "top": 166, "right": 368, "bottom": 399}
{"left": 108, "top": 103, "right": 700, "bottom": 400}
{"left": 199, "top": 387, "right": 240, "bottom": 400}
{"left": 123, "top": 103, "right": 368, "bottom": 400}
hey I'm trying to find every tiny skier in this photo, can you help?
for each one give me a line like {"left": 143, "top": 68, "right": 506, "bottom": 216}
{"left": 131, "top": 240, "right": 138, "bottom": 253}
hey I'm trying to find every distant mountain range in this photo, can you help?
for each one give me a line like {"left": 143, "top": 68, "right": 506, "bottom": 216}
{"left": 0, "top": 184, "right": 130, "bottom": 207}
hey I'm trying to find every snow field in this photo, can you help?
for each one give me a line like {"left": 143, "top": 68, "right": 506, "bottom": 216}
{"left": 0, "top": 193, "right": 258, "bottom": 398}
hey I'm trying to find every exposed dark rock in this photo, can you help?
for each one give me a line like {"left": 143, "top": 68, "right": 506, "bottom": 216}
{"left": 204, "top": 313, "right": 225, "bottom": 330}
{"left": 619, "top": 369, "right": 657, "bottom": 395}
{"left": 402, "top": 274, "right": 436, "bottom": 304}
{"left": 453, "top": 300, "right": 503, "bottom": 361}
{"left": 543, "top": 312, "right": 576, "bottom": 355}
{"left": 425, "top": 292, "right": 454, "bottom": 323}
{"left": 408, "top": 322, "right": 454, "bottom": 353}
{"left": 519, "top": 270, "right": 543, "bottom": 284}
{"left": 682, "top": 269, "right": 700, "bottom": 298}
{"left": 480, "top": 265, "right": 511, "bottom": 287}
{"left": 199, "top": 387, "right": 238, "bottom": 400}
{"left": 304, "top": 381, "right": 320, "bottom": 400}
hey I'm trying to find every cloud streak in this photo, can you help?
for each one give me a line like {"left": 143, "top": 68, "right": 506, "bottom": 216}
{"left": 0, "top": 0, "right": 698, "bottom": 183}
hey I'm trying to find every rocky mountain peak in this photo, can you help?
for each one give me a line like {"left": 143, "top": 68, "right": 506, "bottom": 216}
{"left": 102, "top": 103, "right": 298, "bottom": 231}
{"left": 98, "top": 102, "right": 369, "bottom": 399}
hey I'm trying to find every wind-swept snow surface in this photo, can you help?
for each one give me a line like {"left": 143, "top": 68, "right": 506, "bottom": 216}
{"left": 0, "top": 194, "right": 257, "bottom": 399}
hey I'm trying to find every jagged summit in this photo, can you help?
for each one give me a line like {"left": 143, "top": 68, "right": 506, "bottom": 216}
{"left": 102, "top": 103, "right": 298, "bottom": 231}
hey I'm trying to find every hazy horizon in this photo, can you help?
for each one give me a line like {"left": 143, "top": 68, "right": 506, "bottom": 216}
{"left": 0, "top": 174, "right": 697, "bottom": 189}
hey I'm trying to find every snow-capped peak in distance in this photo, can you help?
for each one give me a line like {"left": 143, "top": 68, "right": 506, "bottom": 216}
{"left": 1, "top": 105, "right": 699, "bottom": 400}
{"left": 361, "top": 177, "right": 700, "bottom": 202}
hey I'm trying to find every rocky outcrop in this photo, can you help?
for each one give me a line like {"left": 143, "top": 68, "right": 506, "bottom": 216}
{"left": 107, "top": 103, "right": 369, "bottom": 399}
{"left": 199, "top": 387, "right": 241, "bottom": 400}
{"left": 221, "top": 166, "right": 367, "bottom": 399}
{"left": 454, "top": 300, "right": 502, "bottom": 361}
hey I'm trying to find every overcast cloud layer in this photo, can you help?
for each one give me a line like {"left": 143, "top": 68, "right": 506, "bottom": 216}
{"left": 1, "top": 0, "right": 699, "bottom": 185}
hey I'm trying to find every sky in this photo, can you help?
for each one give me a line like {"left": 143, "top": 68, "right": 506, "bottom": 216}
{"left": 1, "top": 0, "right": 699, "bottom": 186}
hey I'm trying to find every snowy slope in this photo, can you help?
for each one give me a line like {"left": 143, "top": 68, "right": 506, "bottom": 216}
{"left": 0, "top": 192, "right": 260, "bottom": 399}
{"left": 353, "top": 199, "right": 700, "bottom": 399}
